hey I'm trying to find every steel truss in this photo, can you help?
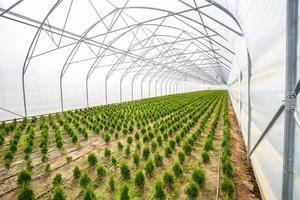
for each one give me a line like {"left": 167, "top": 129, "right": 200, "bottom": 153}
{"left": 0, "top": 0, "right": 244, "bottom": 115}
{"left": 2, "top": 2, "right": 297, "bottom": 199}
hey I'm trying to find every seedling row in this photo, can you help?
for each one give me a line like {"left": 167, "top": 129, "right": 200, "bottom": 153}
{"left": 0, "top": 90, "right": 236, "bottom": 200}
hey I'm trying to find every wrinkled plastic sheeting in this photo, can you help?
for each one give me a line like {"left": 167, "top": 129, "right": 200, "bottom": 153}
{"left": 225, "top": 0, "right": 300, "bottom": 199}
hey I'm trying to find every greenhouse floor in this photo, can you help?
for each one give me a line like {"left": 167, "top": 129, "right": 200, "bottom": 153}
{"left": 0, "top": 91, "right": 261, "bottom": 199}
{"left": 227, "top": 101, "right": 261, "bottom": 200}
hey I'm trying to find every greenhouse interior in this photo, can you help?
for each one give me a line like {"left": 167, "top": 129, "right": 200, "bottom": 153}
{"left": 0, "top": 0, "right": 299, "bottom": 199}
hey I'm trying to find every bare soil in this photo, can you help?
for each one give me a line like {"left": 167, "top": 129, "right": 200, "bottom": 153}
{"left": 228, "top": 98, "right": 262, "bottom": 200}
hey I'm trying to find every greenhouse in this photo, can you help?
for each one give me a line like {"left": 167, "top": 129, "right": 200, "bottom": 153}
{"left": 0, "top": 0, "right": 298, "bottom": 199}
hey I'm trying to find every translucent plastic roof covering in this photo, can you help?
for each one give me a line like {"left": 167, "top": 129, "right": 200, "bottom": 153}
{"left": 0, "top": 0, "right": 241, "bottom": 120}
{"left": 1, "top": 1, "right": 299, "bottom": 200}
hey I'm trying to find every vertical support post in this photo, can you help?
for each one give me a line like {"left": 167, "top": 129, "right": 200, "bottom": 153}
{"left": 160, "top": 79, "right": 163, "bottom": 96}
{"left": 179, "top": 83, "right": 181, "bottom": 93}
{"left": 22, "top": 0, "right": 63, "bottom": 117}
{"left": 105, "top": 78, "right": 108, "bottom": 105}
{"left": 239, "top": 71, "right": 242, "bottom": 128}
{"left": 247, "top": 50, "right": 252, "bottom": 161}
{"left": 172, "top": 81, "right": 174, "bottom": 94}
{"left": 22, "top": 71, "right": 27, "bottom": 117}
{"left": 120, "top": 80, "right": 122, "bottom": 102}
{"left": 282, "top": 0, "right": 298, "bottom": 199}
{"left": 148, "top": 78, "right": 151, "bottom": 98}
{"left": 165, "top": 79, "right": 168, "bottom": 95}
{"left": 155, "top": 78, "right": 157, "bottom": 97}
{"left": 131, "top": 79, "right": 134, "bottom": 101}
{"left": 86, "top": 79, "right": 89, "bottom": 107}
{"left": 169, "top": 79, "right": 174, "bottom": 94}
{"left": 60, "top": 76, "right": 64, "bottom": 112}
{"left": 141, "top": 79, "right": 143, "bottom": 99}
{"left": 171, "top": 80, "right": 175, "bottom": 94}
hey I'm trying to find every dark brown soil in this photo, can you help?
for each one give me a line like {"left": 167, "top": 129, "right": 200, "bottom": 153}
{"left": 228, "top": 98, "right": 262, "bottom": 200}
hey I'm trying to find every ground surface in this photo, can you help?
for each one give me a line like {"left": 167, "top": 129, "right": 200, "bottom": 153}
{"left": 228, "top": 99, "right": 262, "bottom": 200}
{"left": 0, "top": 91, "right": 261, "bottom": 200}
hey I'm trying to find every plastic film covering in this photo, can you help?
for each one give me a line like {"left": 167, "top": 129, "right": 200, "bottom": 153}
{"left": 0, "top": 0, "right": 299, "bottom": 199}
{"left": 225, "top": 0, "right": 300, "bottom": 199}
{"left": 0, "top": 0, "right": 235, "bottom": 120}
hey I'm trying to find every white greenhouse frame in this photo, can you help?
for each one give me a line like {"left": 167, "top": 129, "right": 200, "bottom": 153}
{"left": 0, "top": 0, "right": 299, "bottom": 199}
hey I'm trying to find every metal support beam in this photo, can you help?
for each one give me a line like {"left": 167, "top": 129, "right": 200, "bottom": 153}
{"left": 0, "top": 107, "right": 24, "bottom": 118}
{"left": 247, "top": 50, "right": 252, "bottom": 161}
{"left": 239, "top": 71, "right": 242, "bottom": 128}
{"left": 0, "top": 0, "right": 23, "bottom": 17}
{"left": 10, "top": 0, "right": 240, "bottom": 121}
{"left": 249, "top": 80, "right": 300, "bottom": 158}
{"left": 22, "top": 0, "right": 63, "bottom": 117}
{"left": 282, "top": 0, "right": 298, "bottom": 199}
{"left": 249, "top": 105, "right": 284, "bottom": 157}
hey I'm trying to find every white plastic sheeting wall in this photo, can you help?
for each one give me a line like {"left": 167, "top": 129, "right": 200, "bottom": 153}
{"left": 0, "top": 0, "right": 233, "bottom": 120}
{"left": 224, "top": 0, "right": 300, "bottom": 199}
{"left": 0, "top": 0, "right": 230, "bottom": 120}
{"left": 0, "top": 0, "right": 299, "bottom": 199}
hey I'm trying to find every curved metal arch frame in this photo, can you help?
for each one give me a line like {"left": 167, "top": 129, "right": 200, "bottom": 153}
{"left": 20, "top": 1, "right": 242, "bottom": 118}
{"left": 115, "top": 21, "right": 221, "bottom": 101}
{"left": 18, "top": 0, "right": 247, "bottom": 146}
{"left": 118, "top": 32, "right": 213, "bottom": 101}
{"left": 7, "top": 4, "right": 297, "bottom": 198}
{"left": 60, "top": 7, "right": 119, "bottom": 110}
{"left": 63, "top": 10, "right": 222, "bottom": 107}
{"left": 126, "top": 30, "right": 227, "bottom": 101}
{"left": 87, "top": 6, "right": 235, "bottom": 103}
{"left": 131, "top": 36, "right": 190, "bottom": 100}
{"left": 21, "top": 0, "right": 63, "bottom": 117}
{"left": 69, "top": 4, "right": 237, "bottom": 105}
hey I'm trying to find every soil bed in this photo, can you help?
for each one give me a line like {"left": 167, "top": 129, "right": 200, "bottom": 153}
{"left": 228, "top": 98, "right": 262, "bottom": 200}
{"left": 0, "top": 91, "right": 262, "bottom": 200}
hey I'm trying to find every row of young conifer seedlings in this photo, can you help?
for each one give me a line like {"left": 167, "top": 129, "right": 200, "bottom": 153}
{"left": 50, "top": 93, "right": 222, "bottom": 199}
{"left": 183, "top": 94, "right": 224, "bottom": 199}
{"left": 10, "top": 91, "right": 224, "bottom": 200}
{"left": 2, "top": 117, "right": 29, "bottom": 169}
{"left": 220, "top": 95, "right": 235, "bottom": 200}
{"left": 0, "top": 92, "right": 165, "bottom": 171}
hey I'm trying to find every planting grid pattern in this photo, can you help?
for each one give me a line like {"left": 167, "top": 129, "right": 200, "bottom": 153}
{"left": 0, "top": 90, "right": 236, "bottom": 200}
